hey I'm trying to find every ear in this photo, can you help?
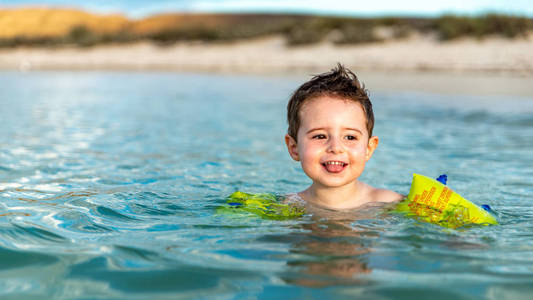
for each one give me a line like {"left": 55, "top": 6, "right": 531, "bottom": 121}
{"left": 285, "top": 134, "right": 300, "bottom": 161}
{"left": 365, "top": 135, "right": 379, "bottom": 161}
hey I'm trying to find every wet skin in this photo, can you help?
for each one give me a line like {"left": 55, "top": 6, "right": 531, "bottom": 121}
{"left": 285, "top": 95, "right": 402, "bottom": 209}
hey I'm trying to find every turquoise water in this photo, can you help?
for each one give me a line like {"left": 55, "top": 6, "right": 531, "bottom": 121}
{"left": 1, "top": 71, "right": 532, "bottom": 299}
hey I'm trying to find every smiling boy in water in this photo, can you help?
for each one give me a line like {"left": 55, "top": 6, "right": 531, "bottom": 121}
{"left": 285, "top": 64, "right": 403, "bottom": 210}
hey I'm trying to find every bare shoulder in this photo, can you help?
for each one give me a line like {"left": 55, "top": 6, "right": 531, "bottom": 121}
{"left": 282, "top": 193, "right": 306, "bottom": 206}
{"left": 369, "top": 187, "right": 405, "bottom": 203}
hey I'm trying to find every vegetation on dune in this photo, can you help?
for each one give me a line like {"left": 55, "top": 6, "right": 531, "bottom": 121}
{"left": 144, "top": 14, "right": 296, "bottom": 45}
{"left": 435, "top": 14, "right": 531, "bottom": 40}
{"left": 0, "top": 8, "right": 531, "bottom": 48}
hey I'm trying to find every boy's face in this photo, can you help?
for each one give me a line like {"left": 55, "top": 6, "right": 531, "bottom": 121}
{"left": 285, "top": 96, "right": 378, "bottom": 189}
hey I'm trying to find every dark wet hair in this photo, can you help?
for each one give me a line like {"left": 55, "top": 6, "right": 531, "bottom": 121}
{"left": 287, "top": 63, "right": 374, "bottom": 142}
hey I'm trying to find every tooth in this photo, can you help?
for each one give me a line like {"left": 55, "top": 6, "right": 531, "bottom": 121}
{"left": 325, "top": 161, "right": 344, "bottom": 165}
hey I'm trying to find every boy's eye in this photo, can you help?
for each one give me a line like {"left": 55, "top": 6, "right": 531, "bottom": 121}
{"left": 312, "top": 134, "right": 326, "bottom": 139}
{"left": 345, "top": 135, "right": 358, "bottom": 140}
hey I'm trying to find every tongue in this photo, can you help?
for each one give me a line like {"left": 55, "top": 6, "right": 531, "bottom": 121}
{"left": 325, "top": 163, "right": 344, "bottom": 173}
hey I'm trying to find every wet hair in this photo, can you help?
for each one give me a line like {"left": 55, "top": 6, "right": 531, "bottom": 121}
{"left": 287, "top": 63, "right": 374, "bottom": 142}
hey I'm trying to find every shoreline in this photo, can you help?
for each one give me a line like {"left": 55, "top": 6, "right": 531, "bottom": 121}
{"left": 1, "top": 35, "right": 533, "bottom": 75}
{"left": 2, "top": 35, "right": 533, "bottom": 98}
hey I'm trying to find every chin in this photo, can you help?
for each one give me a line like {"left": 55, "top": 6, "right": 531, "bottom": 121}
{"left": 316, "top": 179, "right": 355, "bottom": 188}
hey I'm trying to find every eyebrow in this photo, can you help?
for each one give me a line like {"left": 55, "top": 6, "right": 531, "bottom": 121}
{"left": 306, "top": 127, "right": 363, "bottom": 135}
{"left": 306, "top": 128, "right": 323, "bottom": 134}
{"left": 345, "top": 128, "right": 364, "bottom": 134}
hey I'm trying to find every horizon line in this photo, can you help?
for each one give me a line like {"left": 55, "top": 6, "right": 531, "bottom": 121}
{"left": 1, "top": 4, "right": 532, "bottom": 19}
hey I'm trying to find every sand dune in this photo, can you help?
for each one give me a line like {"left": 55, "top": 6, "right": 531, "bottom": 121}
{"left": 0, "top": 8, "right": 129, "bottom": 38}
{"left": 0, "top": 7, "right": 532, "bottom": 75}
{"left": 0, "top": 7, "right": 296, "bottom": 39}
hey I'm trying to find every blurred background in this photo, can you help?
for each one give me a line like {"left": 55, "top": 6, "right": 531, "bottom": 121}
{"left": 1, "top": 0, "right": 533, "bottom": 83}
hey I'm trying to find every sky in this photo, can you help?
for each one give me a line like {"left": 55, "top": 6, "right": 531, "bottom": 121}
{"left": 1, "top": 0, "right": 533, "bottom": 18}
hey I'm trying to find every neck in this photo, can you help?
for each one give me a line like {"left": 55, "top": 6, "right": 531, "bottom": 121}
{"left": 300, "top": 181, "right": 367, "bottom": 210}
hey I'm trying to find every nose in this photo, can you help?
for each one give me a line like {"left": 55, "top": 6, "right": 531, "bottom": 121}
{"left": 326, "top": 136, "right": 344, "bottom": 154}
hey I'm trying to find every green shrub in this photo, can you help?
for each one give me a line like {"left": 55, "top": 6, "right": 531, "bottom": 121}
{"left": 483, "top": 14, "right": 531, "bottom": 38}
{"left": 0, "top": 35, "right": 58, "bottom": 47}
{"left": 436, "top": 14, "right": 532, "bottom": 40}
{"left": 64, "top": 25, "right": 101, "bottom": 47}
{"left": 334, "top": 24, "right": 380, "bottom": 44}
{"left": 284, "top": 18, "right": 338, "bottom": 45}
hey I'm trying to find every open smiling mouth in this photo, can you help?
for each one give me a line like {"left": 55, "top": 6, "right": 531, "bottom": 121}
{"left": 322, "top": 161, "right": 347, "bottom": 173}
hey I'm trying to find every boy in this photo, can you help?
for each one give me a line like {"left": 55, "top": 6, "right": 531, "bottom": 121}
{"left": 285, "top": 64, "right": 403, "bottom": 210}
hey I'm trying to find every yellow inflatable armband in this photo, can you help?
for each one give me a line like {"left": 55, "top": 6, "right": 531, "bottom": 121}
{"left": 217, "top": 191, "right": 305, "bottom": 220}
{"left": 395, "top": 174, "right": 498, "bottom": 229}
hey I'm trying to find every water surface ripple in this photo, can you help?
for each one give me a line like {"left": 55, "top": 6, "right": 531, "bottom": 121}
{"left": 0, "top": 71, "right": 532, "bottom": 299}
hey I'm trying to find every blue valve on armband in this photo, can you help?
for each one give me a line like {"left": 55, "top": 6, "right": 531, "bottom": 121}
{"left": 436, "top": 174, "right": 447, "bottom": 185}
{"left": 481, "top": 204, "right": 492, "bottom": 212}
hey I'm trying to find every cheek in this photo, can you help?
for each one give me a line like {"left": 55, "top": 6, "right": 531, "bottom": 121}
{"left": 348, "top": 143, "right": 369, "bottom": 157}
{"left": 298, "top": 143, "right": 320, "bottom": 162}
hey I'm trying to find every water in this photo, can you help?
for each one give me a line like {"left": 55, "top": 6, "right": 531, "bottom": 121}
{"left": 1, "top": 70, "right": 532, "bottom": 299}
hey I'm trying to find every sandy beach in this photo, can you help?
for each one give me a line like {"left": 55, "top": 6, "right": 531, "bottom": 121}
{"left": 2, "top": 34, "right": 533, "bottom": 97}
{"left": 1, "top": 34, "right": 533, "bottom": 74}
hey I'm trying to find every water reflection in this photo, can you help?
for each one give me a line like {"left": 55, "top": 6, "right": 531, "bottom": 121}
{"left": 284, "top": 204, "right": 392, "bottom": 286}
